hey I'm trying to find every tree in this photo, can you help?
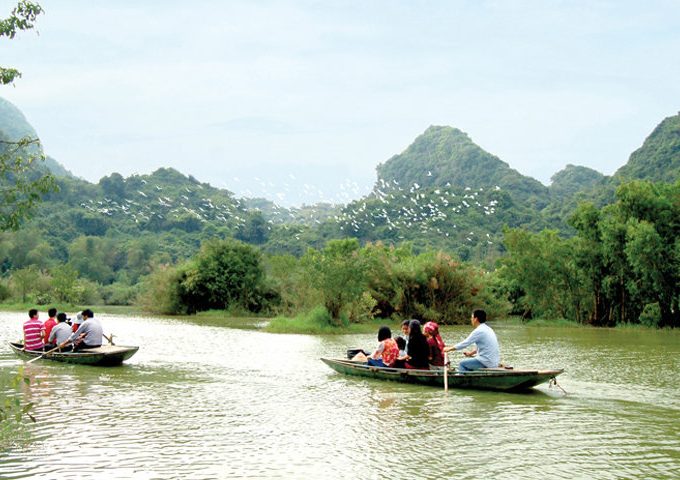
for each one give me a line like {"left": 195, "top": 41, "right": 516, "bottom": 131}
{"left": 615, "top": 181, "right": 680, "bottom": 327}
{"left": 501, "top": 228, "right": 589, "bottom": 323}
{"left": 1, "top": 1, "right": 55, "bottom": 230}
{"left": 9, "top": 264, "right": 38, "bottom": 302}
{"left": 179, "top": 238, "right": 271, "bottom": 313}
{"left": 302, "top": 238, "right": 368, "bottom": 324}
{"left": 0, "top": 1, "right": 43, "bottom": 84}
{"left": 50, "top": 264, "right": 82, "bottom": 303}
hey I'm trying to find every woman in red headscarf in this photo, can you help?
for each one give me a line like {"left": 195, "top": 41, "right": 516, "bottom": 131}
{"left": 423, "top": 321, "right": 446, "bottom": 367}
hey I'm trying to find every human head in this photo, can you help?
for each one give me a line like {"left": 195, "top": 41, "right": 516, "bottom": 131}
{"left": 82, "top": 309, "right": 94, "bottom": 319}
{"left": 48, "top": 307, "right": 57, "bottom": 318}
{"left": 408, "top": 319, "right": 422, "bottom": 339}
{"left": 401, "top": 319, "right": 410, "bottom": 335}
{"left": 395, "top": 336, "right": 406, "bottom": 351}
{"left": 423, "top": 321, "right": 439, "bottom": 337}
{"left": 57, "top": 312, "right": 68, "bottom": 323}
{"left": 472, "top": 309, "right": 487, "bottom": 325}
{"left": 378, "top": 326, "right": 392, "bottom": 342}
{"left": 28, "top": 309, "right": 38, "bottom": 319}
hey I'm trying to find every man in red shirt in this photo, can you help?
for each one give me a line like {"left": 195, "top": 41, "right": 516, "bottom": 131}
{"left": 43, "top": 307, "right": 58, "bottom": 345}
{"left": 23, "top": 309, "right": 44, "bottom": 351}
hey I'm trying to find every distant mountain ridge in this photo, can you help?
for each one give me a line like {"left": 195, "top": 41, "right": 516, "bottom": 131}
{"left": 2, "top": 94, "right": 680, "bottom": 261}
{"left": 0, "top": 96, "right": 38, "bottom": 141}
{"left": 614, "top": 112, "right": 680, "bottom": 183}
{"left": 376, "top": 126, "right": 550, "bottom": 208}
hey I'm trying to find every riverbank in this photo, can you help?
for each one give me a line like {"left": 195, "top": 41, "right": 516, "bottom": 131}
{"left": 0, "top": 303, "right": 141, "bottom": 316}
{"left": 2, "top": 302, "right": 670, "bottom": 334}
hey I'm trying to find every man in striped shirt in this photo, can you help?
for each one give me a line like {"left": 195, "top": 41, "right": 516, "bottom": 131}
{"left": 23, "top": 309, "right": 44, "bottom": 351}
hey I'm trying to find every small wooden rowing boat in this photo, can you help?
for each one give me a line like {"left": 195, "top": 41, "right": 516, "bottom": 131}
{"left": 9, "top": 342, "right": 139, "bottom": 367}
{"left": 321, "top": 357, "right": 563, "bottom": 392}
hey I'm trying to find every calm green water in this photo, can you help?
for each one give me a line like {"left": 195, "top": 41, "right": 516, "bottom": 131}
{"left": 1, "top": 312, "right": 679, "bottom": 479}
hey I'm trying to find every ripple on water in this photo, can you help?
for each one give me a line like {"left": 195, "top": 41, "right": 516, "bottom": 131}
{"left": 1, "top": 314, "right": 680, "bottom": 479}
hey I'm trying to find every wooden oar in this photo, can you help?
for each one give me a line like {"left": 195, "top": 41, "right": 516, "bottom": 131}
{"left": 443, "top": 352, "right": 448, "bottom": 392}
{"left": 26, "top": 344, "right": 65, "bottom": 364}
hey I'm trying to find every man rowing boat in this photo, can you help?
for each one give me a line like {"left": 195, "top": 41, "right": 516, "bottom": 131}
{"left": 59, "top": 309, "right": 103, "bottom": 351}
{"left": 444, "top": 309, "right": 500, "bottom": 372}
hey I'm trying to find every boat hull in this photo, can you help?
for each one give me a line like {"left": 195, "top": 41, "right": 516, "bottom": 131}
{"left": 321, "top": 358, "right": 563, "bottom": 392}
{"left": 9, "top": 342, "right": 139, "bottom": 366}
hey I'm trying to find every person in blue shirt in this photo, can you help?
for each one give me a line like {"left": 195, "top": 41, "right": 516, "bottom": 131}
{"left": 444, "top": 309, "right": 500, "bottom": 372}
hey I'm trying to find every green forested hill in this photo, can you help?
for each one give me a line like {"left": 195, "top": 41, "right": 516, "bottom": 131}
{"left": 549, "top": 164, "right": 605, "bottom": 200}
{"left": 3, "top": 94, "right": 680, "bottom": 288}
{"left": 0, "top": 97, "right": 37, "bottom": 141}
{"left": 614, "top": 112, "right": 680, "bottom": 183}
{"left": 375, "top": 126, "right": 550, "bottom": 209}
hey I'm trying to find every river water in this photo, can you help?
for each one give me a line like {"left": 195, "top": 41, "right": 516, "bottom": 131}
{"left": 0, "top": 312, "right": 679, "bottom": 479}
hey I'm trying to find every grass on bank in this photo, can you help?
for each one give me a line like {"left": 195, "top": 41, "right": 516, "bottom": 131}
{"left": 0, "top": 302, "right": 141, "bottom": 316}
{"left": 495, "top": 317, "right": 583, "bottom": 328}
{"left": 265, "top": 306, "right": 387, "bottom": 335}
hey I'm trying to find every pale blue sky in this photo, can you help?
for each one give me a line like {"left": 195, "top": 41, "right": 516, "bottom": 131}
{"left": 1, "top": 0, "right": 679, "bottom": 205}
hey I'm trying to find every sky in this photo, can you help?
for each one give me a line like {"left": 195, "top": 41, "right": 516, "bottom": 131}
{"left": 1, "top": 0, "right": 679, "bottom": 206}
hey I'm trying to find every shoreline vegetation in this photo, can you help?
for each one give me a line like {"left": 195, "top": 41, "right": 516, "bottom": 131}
{"left": 2, "top": 303, "right": 671, "bottom": 335}
{"left": 1, "top": 179, "right": 677, "bottom": 332}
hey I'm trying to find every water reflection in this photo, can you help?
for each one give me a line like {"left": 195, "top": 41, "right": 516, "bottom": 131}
{"left": 0, "top": 313, "right": 679, "bottom": 479}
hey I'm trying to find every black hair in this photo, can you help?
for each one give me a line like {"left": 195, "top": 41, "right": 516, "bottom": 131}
{"left": 473, "top": 309, "right": 487, "bottom": 323}
{"left": 57, "top": 312, "right": 68, "bottom": 322}
{"left": 401, "top": 319, "right": 410, "bottom": 327}
{"left": 395, "top": 336, "right": 406, "bottom": 350}
{"left": 28, "top": 308, "right": 38, "bottom": 318}
{"left": 82, "top": 308, "right": 94, "bottom": 318}
{"left": 408, "top": 319, "right": 423, "bottom": 341}
{"left": 378, "top": 326, "right": 392, "bottom": 342}
{"left": 48, "top": 307, "right": 58, "bottom": 317}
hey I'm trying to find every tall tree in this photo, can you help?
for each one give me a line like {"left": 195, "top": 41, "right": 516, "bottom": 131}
{"left": 1, "top": 1, "right": 55, "bottom": 230}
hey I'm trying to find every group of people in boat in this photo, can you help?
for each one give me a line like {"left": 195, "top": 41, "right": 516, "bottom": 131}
{"left": 22, "top": 307, "right": 104, "bottom": 352}
{"left": 360, "top": 309, "right": 500, "bottom": 373}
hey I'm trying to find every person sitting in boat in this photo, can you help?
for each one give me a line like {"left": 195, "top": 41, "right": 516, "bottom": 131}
{"left": 23, "top": 309, "right": 44, "bottom": 352}
{"left": 46, "top": 313, "right": 73, "bottom": 351}
{"left": 43, "top": 307, "right": 58, "bottom": 347}
{"left": 400, "top": 319, "right": 410, "bottom": 346}
{"left": 404, "top": 320, "right": 430, "bottom": 370}
{"left": 71, "top": 311, "right": 84, "bottom": 332}
{"left": 61, "top": 309, "right": 103, "bottom": 351}
{"left": 444, "top": 309, "right": 499, "bottom": 372}
{"left": 393, "top": 336, "right": 407, "bottom": 368}
{"left": 423, "top": 321, "right": 445, "bottom": 367}
{"left": 366, "top": 326, "right": 399, "bottom": 368}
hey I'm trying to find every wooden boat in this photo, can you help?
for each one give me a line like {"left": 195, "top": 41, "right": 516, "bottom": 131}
{"left": 321, "top": 357, "right": 563, "bottom": 392}
{"left": 9, "top": 342, "right": 139, "bottom": 367}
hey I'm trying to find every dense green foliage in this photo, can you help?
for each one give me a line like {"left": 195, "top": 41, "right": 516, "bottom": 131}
{"left": 501, "top": 180, "right": 680, "bottom": 328}
{"left": 1, "top": 86, "right": 680, "bottom": 328}
{"left": 615, "top": 112, "right": 680, "bottom": 183}
{"left": 0, "top": 0, "right": 44, "bottom": 441}
{"left": 140, "top": 238, "right": 276, "bottom": 315}
{"left": 549, "top": 164, "right": 606, "bottom": 201}
{"left": 376, "top": 126, "right": 549, "bottom": 208}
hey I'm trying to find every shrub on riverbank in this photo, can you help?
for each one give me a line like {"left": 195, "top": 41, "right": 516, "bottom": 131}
{"left": 265, "top": 306, "right": 393, "bottom": 334}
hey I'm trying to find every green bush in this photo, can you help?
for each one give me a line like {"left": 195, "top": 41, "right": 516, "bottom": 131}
{"left": 0, "top": 280, "right": 11, "bottom": 302}
{"left": 100, "top": 282, "right": 138, "bottom": 305}
{"left": 638, "top": 303, "right": 661, "bottom": 327}
{"left": 137, "top": 265, "right": 185, "bottom": 314}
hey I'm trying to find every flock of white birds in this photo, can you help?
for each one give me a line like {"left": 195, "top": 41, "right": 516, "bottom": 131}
{"left": 78, "top": 174, "right": 503, "bottom": 245}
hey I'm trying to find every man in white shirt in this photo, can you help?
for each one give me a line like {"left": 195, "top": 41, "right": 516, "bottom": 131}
{"left": 444, "top": 309, "right": 500, "bottom": 372}
{"left": 62, "top": 309, "right": 103, "bottom": 351}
